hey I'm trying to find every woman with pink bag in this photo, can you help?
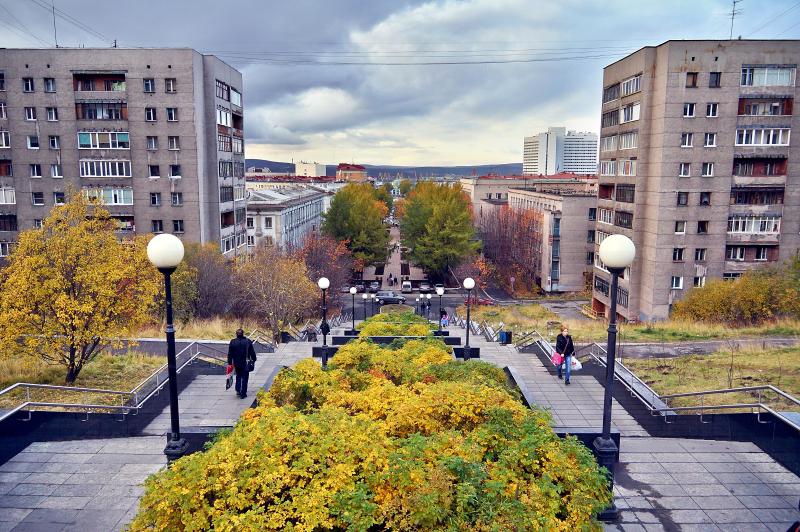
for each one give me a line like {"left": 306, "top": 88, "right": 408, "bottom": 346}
{"left": 555, "top": 325, "right": 575, "bottom": 385}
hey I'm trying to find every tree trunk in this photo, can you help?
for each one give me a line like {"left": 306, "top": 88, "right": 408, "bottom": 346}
{"left": 65, "top": 364, "right": 78, "bottom": 385}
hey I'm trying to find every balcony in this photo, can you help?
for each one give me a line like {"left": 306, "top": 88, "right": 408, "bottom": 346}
{"left": 729, "top": 203, "right": 783, "bottom": 217}
{"left": 732, "top": 174, "right": 787, "bottom": 187}
{"left": 726, "top": 232, "right": 780, "bottom": 244}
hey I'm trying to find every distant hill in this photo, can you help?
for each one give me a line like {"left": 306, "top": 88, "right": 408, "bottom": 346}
{"left": 245, "top": 159, "right": 522, "bottom": 178}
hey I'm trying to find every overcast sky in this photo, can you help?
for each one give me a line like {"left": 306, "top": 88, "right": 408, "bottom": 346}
{"left": 1, "top": 0, "right": 799, "bottom": 165}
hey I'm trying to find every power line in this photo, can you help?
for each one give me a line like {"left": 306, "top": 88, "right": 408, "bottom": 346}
{"left": 745, "top": 0, "right": 800, "bottom": 36}
{"left": 0, "top": 1, "right": 52, "bottom": 46}
{"left": 774, "top": 19, "right": 800, "bottom": 36}
{"left": 0, "top": 18, "right": 51, "bottom": 47}
{"left": 27, "top": 0, "right": 111, "bottom": 44}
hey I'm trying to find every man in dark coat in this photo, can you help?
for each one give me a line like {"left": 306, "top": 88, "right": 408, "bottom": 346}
{"left": 227, "top": 329, "right": 256, "bottom": 399}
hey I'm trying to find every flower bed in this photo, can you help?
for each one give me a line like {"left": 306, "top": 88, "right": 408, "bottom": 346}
{"left": 130, "top": 314, "right": 611, "bottom": 530}
{"left": 357, "top": 311, "right": 434, "bottom": 337}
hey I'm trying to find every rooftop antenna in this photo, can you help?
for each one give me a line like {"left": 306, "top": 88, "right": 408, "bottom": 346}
{"left": 51, "top": 1, "right": 58, "bottom": 48}
{"left": 729, "top": 0, "right": 743, "bottom": 39}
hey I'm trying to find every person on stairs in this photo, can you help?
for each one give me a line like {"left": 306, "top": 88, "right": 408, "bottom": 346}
{"left": 555, "top": 325, "right": 574, "bottom": 385}
{"left": 227, "top": 328, "right": 257, "bottom": 399}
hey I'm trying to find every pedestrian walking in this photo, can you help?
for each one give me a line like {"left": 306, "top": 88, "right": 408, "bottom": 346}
{"left": 555, "top": 325, "right": 574, "bottom": 385}
{"left": 227, "top": 328, "right": 257, "bottom": 399}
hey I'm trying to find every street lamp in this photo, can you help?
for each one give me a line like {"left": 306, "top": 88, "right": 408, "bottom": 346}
{"left": 436, "top": 286, "right": 445, "bottom": 331}
{"left": 362, "top": 293, "right": 369, "bottom": 320}
{"left": 371, "top": 293, "right": 377, "bottom": 316}
{"left": 146, "top": 234, "right": 187, "bottom": 461}
{"left": 349, "top": 286, "right": 357, "bottom": 332}
{"left": 317, "top": 277, "right": 330, "bottom": 369}
{"left": 425, "top": 293, "right": 432, "bottom": 318}
{"left": 594, "top": 234, "right": 635, "bottom": 521}
{"left": 415, "top": 297, "right": 420, "bottom": 315}
{"left": 463, "top": 277, "right": 475, "bottom": 361}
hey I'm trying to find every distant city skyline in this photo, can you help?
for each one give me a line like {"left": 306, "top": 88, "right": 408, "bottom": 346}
{"left": 1, "top": 0, "right": 798, "bottom": 165}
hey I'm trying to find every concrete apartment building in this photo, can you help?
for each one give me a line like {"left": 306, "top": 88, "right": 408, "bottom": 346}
{"left": 245, "top": 186, "right": 325, "bottom": 249}
{"left": 523, "top": 127, "right": 598, "bottom": 175}
{"left": 0, "top": 47, "right": 246, "bottom": 257}
{"left": 295, "top": 161, "right": 326, "bottom": 177}
{"left": 335, "top": 163, "right": 368, "bottom": 182}
{"left": 508, "top": 188, "right": 597, "bottom": 292}
{"left": 593, "top": 39, "right": 800, "bottom": 322}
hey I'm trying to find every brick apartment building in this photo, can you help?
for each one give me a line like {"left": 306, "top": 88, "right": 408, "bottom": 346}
{"left": 593, "top": 39, "right": 800, "bottom": 321}
{"left": 0, "top": 48, "right": 246, "bottom": 257}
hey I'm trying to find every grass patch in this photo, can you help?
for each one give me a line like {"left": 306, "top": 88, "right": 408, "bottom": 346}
{"left": 135, "top": 317, "right": 264, "bottom": 340}
{"left": 625, "top": 346, "right": 800, "bottom": 411}
{"left": 464, "top": 304, "right": 800, "bottom": 342}
{"left": 0, "top": 351, "right": 165, "bottom": 409}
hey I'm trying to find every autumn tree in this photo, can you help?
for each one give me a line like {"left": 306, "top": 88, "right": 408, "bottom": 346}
{"left": 322, "top": 183, "right": 389, "bottom": 265}
{"left": 0, "top": 194, "right": 160, "bottom": 384}
{"left": 236, "top": 244, "right": 318, "bottom": 340}
{"left": 292, "top": 232, "right": 354, "bottom": 307}
{"left": 374, "top": 183, "right": 394, "bottom": 211}
{"left": 479, "top": 205, "right": 543, "bottom": 294}
{"left": 183, "top": 243, "right": 234, "bottom": 318}
{"left": 398, "top": 179, "right": 413, "bottom": 196}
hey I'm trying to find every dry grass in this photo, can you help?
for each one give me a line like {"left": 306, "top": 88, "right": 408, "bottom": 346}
{"left": 464, "top": 304, "right": 800, "bottom": 343}
{"left": 624, "top": 346, "right": 800, "bottom": 411}
{"left": 135, "top": 317, "right": 265, "bottom": 341}
{"left": 0, "top": 351, "right": 165, "bottom": 409}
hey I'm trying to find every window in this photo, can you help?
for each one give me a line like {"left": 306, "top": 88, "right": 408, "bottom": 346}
{"left": 145, "top": 107, "right": 157, "bottom": 121}
{"left": 170, "top": 165, "right": 181, "bottom": 178}
{"left": 0, "top": 72, "right": 4, "bottom": 91}
{"left": 703, "top": 132, "right": 716, "bottom": 147}
{"left": 166, "top": 108, "right": 178, "bottom": 121}
{"left": 683, "top": 103, "right": 695, "bottom": 117}
{"left": 0, "top": 131, "right": 8, "bottom": 148}
{"left": 147, "top": 136, "right": 158, "bottom": 150}
{"left": 709, "top": 72, "right": 722, "bottom": 88}
{"left": 22, "top": 78, "right": 34, "bottom": 92}
{"left": 172, "top": 220, "right": 184, "bottom": 233}
{"left": 32, "top": 219, "right": 42, "bottom": 229}
{"left": 82, "top": 186, "right": 133, "bottom": 205}
{"left": 143, "top": 78, "right": 155, "bottom": 93}
{"left": 618, "top": 159, "right": 636, "bottom": 176}
{"left": 77, "top": 132, "right": 130, "bottom": 149}
{"left": 150, "top": 192, "right": 161, "bottom": 206}
{"left": 44, "top": 78, "right": 56, "bottom": 92}
{"left": 219, "top": 186, "right": 233, "bottom": 202}
{"left": 586, "top": 251, "right": 595, "bottom": 265}
{"left": 702, "top": 162, "right": 714, "bottom": 177}
{"left": 723, "top": 272, "right": 743, "bottom": 280}
{"left": 0, "top": 161, "right": 11, "bottom": 176}
{"left": 706, "top": 103, "right": 718, "bottom": 117}
{"left": 727, "top": 215, "right": 780, "bottom": 234}
{"left": 171, "top": 192, "right": 183, "bottom": 206}
{"left": 679, "top": 163, "right": 691, "bottom": 177}
{"left": 148, "top": 165, "right": 160, "bottom": 178}
{"left": 672, "top": 248, "right": 684, "bottom": 261}
{"left": 75, "top": 102, "right": 125, "bottom": 120}
{"left": 218, "top": 134, "right": 232, "bottom": 152}
{"left": 680, "top": 133, "right": 693, "bottom": 147}
{"left": 264, "top": 217, "right": 273, "bottom": 229}
{"left": 599, "top": 160, "right": 617, "bottom": 176}
{"left": 215, "top": 80, "right": 230, "bottom": 100}
{"left": 46, "top": 107, "right": 58, "bottom": 121}
{"left": 53, "top": 192, "right": 65, "bottom": 205}
{"left": 151, "top": 220, "right": 164, "bottom": 233}
{"left": 603, "top": 83, "right": 620, "bottom": 103}
{"left": 697, "top": 221, "right": 709, "bottom": 234}
{"left": 234, "top": 185, "right": 246, "bottom": 201}
{"left": 0, "top": 102, "right": 5, "bottom": 119}
{"left": 621, "top": 74, "right": 641, "bottom": 96}
{"left": 246, "top": 217, "right": 254, "bottom": 229}
{"left": 0, "top": 187, "right": 15, "bottom": 204}
{"left": 677, "top": 192, "right": 688, "bottom": 206}
{"left": 79, "top": 160, "right": 132, "bottom": 178}
{"left": 216, "top": 108, "right": 232, "bottom": 127}
{"left": 727, "top": 246, "right": 745, "bottom": 261}
{"left": 600, "top": 135, "right": 617, "bottom": 152}
{"left": 619, "top": 132, "right": 637, "bottom": 150}
{"left": 686, "top": 72, "right": 698, "bottom": 88}
{"left": 32, "top": 192, "right": 44, "bottom": 205}
{"left": 24, "top": 107, "right": 36, "bottom": 121}
{"left": 48, "top": 135, "right": 60, "bottom": 149}
{"left": 27, "top": 135, "right": 39, "bottom": 149}
{"left": 230, "top": 89, "right": 242, "bottom": 107}
{"left": 671, "top": 276, "right": 684, "bottom": 289}
{"left": 699, "top": 192, "right": 711, "bottom": 206}
{"left": 615, "top": 185, "right": 635, "bottom": 203}
{"left": 598, "top": 208, "right": 614, "bottom": 224}
{"left": 168, "top": 136, "right": 180, "bottom": 150}
{"left": 741, "top": 66, "right": 795, "bottom": 87}
{"left": 232, "top": 136, "right": 243, "bottom": 154}
{"left": 50, "top": 164, "right": 62, "bottom": 178}
{"left": 587, "top": 230, "right": 595, "bottom": 243}
{"left": 594, "top": 276, "right": 610, "bottom": 296}
{"left": 588, "top": 208, "right": 596, "bottom": 221}
{"left": 165, "top": 78, "right": 177, "bottom": 93}
{"left": 614, "top": 211, "right": 633, "bottom": 229}
{"left": 620, "top": 102, "right": 640, "bottom": 123}
{"left": 742, "top": 100, "right": 788, "bottom": 116}
{"left": 735, "top": 128, "right": 790, "bottom": 146}
{"left": 756, "top": 247, "right": 769, "bottom": 261}
{"left": 694, "top": 276, "right": 706, "bottom": 287}
{"left": 29, "top": 164, "right": 42, "bottom": 178}
{"left": 0, "top": 214, "right": 17, "bottom": 231}
{"left": 247, "top": 235, "right": 255, "bottom": 247}
{"left": 694, "top": 248, "right": 706, "bottom": 261}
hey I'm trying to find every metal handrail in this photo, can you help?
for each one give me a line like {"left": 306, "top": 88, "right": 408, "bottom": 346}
{"left": 659, "top": 385, "right": 800, "bottom": 407}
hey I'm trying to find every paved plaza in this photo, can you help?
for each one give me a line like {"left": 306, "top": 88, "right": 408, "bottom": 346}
{"left": 0, "top": 322, "right": 798, "bottom": 531}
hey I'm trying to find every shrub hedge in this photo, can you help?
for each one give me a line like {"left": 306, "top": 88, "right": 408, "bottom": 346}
{"left": 130, "top": 313, "right": 611, "bottom": 531}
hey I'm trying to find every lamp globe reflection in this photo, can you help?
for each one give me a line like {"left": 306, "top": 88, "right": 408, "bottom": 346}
{"left": 436, "top": 286, "right": 445, "bottom": 296}
{"left": 463, "top": 277, "right": 476, "bottom": 290}
{"left": 598, "top": 234, "right": 635, "bottom": 269}
{"left": 147, "top": 234, "right": 185, "bottom": 269}
{"left": 317, "top": 277, "right": 330, "bottom": 290}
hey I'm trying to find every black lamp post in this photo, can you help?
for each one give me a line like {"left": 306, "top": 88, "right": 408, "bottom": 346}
{"left": 463, "top": 277, "right": 475, "bottom": 361}
{"left": 436, "top": 286, "right": 445, "bottom": 331}
{"left": 425, "top": 293, "right": 432, "bottom": 319}
{"left": 318, "top": 277, "right": 330, "bottom": 369}
{"left": 371, "top": 294, "right": 376, "bottom": 316}
{"left": 362, "top": 293, "right": 369, "bottom": 320}
{"left": 349, "top": 286, "right": 357, "bottom": 332}
{"left": 147, "top": 234, "right": 188, "bottom": 462}
{"left": 415, "top": 297, "right": 420, "bottom": 315}
{"left": 594, "top": 234, "right": 635, "bottom": 522}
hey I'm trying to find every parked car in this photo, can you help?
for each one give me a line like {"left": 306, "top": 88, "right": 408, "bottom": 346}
{"left": 340, "top": 285, "right": 352, "bottom": 293}
{"left": 465, "top": 295, "right": 495, "bottom": 306}
{"left": 368, "top": 281, "right": 380, "bottom": 293}
{"left": 355, "top": 283, "right": 366, "bottom": 293}
{"left": 401, "top": 280, "right": 413, "bottom": 293}
{"left": 434, "top": 283, "right": 445, "bottom": 293}
{"left": 376, "top": 291, "right": 406, "bottom": 305}
{"left": 419, "top": 282, "right": 431, "bottom": 294}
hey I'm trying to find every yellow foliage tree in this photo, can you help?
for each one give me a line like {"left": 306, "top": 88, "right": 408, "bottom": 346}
{"left": 0, "top": 193, "right": 160, "bottom": 384}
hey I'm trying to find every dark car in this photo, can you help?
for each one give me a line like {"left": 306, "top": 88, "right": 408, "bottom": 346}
{"left": 355, "top": 283, "right": 366, "bottom": 293}
{"left": 376, "top": 291, "right": 406, "bottom": 305}
{"left": 368, "top": 281, "right": 380, "bottom": 293}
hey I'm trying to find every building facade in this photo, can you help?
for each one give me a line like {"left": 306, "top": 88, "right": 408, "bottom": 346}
{"left": 0, "top": 48, "right": 246, "bottom": 257}
{"left": 245, "top": 186, "right": 325, "bottom": 249}
{"left": 523, "top": 127, "right": 598, "bottom": 175}
{"left": 335, "top": 163, "right": 368, "bottom": 182}
{"left": 508, "top": 188, "right": 597, "bottom": 293}
{"left": 593, "top": 39, "right": 800, "bottom": 322}
{"left": 295, "top": 161, "right": 326, "bottom": 177}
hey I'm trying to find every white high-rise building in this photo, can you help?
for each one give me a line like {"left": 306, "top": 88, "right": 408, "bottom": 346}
{"left": 295, "top": 161, "right": 327, "bottom": 177}
{"left": 523, "top": 127, "right": 598, "bottom": 175}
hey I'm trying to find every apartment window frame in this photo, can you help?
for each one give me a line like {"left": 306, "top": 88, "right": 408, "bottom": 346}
{"left": 0, "top": 187, "right": 15, "bottom": 205}
{"left": 22, "top": 77, "right": 34, "bottom": 92}
{"left": 680, "top": 132, "right": 693, "bottom": 147}
{"left": 24, "top": 107, "right": 36, "bottom": 121}
{"left": 166, "top": 107, "right": 178, "bottom": 122}
{"left": 683, "top": 102, "right": 696, "bottom": 117}
{"left": 169, "top": 164, "right": 182, "bottom": 179}
{"left": 694, "top": 248, "right": 707, "bottom": 262}
{"left": 697, "top": 221, "right": 709, "bottom": 234}
{"left": 145, "top": 107, "right": 157, "bottom": 122}
{"left": 740, "top": 66, "right": 796, "bottom": 87}
{"left": 0, "top": 130, "right": 8, "bottom": 148}
{"left": 171, "top": 192, "right": 183, "bottom": 206}
{"left": 29, "top": 164, "right": 42, "bottom": 178}
{"left": 31, "top": 192, "right": 45, "bottom": 206}
{"left": 675, "top": 221, "right": 686, "bottom": 234}
{"left": 735, "top": 128, "right": 790, "bottom": 146}
{"left": 150, "top": 192, "right": 161, "bottom": 206}
{"left": 694, "top": 276, "right": 706, "bottom": 287}
{"left": 677, "top": 192, "right": 689, "bottom": 206}
{"left": 53, "top": 191, "right": 65, "bottom": 205}
{"left": 672, "top": 248, "right": 685, "bottom": 262}
{"left": 704, "top": 132, "right": 717, "bottom": 147}
{"left": 172, "top": 219, "right": 184, "bottom": 233}
{"left": 232, "top": 136, "right": 243, "bottom": 154}
{"left": 702, "top": 162, "right": 714, "bottom": 177}
{"left": 621, "top": 74, "right": 641, "bottom": 96}
{"left": 0, "top": 102, "right": 5, "bottom": 119}
{"left": 143, "top": 78, "right": 155, "bottom": 93}
{"left": 620, "top": 102, "right": 640, "bottom": 123}
{"left": 217, "top": 134, "right": 232, "bottom": 152}
{"left": 44, "top": 77, "right": 56, "bottom": 92}
{"left": 151, "top": 219, "right": 164, "bottom": 233}
{"left": 727, "top": 246, "right": 745, "bottom": 261}
{"left": 27, "top": 135, "right": 39, "bottom": 149}
{"left": 148, "top": 165, "right": 160, "bottom": 178}
{"left": 671, "top": 276, "right": 684, "bottom": 290}
{"left": 48, "top": 135, "right": 60, "bottom": 150}
{"left": 46, "top": 107, "right": 58, "bottom": 122}
{"left": 79, "top": 159, "right": 132, "bottom": 178}
{"left": 50, "top": 164, "right": 62, "bottom": 178}
{"left": 755, "top": 247, "right": 769, "bottom": 261}
{"left": 216, "top": 79, "right": 230, "bottom": 100}
{"left": 706, "top": 103, "right": 719, "bottom": 117}
{"left": 165, "top": 78, "right": 177, "bottom": 93}
{"left": 147, "top": 136, "right": 158, "bottom": 151}
{"left": 588, "top": 207, "right": 597, "bottom": 221}
{"left": 679, "top": 162, "right": 691, "bottom": 177}
{"left": 77, "top": 131, "right": 130, "bottom": 150}
{"left": 686, "top": 72, "right": 698, "bottom": 88}
{"left": 168, "top": 136, "right": 180, "bottom": 150}
{"left": 709, "top": 71, "right": 722, "bottom": 88}
{"left": 699, "top": 191, "right": 711, "bottom": 206}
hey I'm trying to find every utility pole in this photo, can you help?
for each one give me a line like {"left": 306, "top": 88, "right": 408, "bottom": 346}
{"left": 729, "top": 0, "right": 742, "bottom": 39}
{"left": 51, "top": 1, "right": 58, "bottom": 47}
